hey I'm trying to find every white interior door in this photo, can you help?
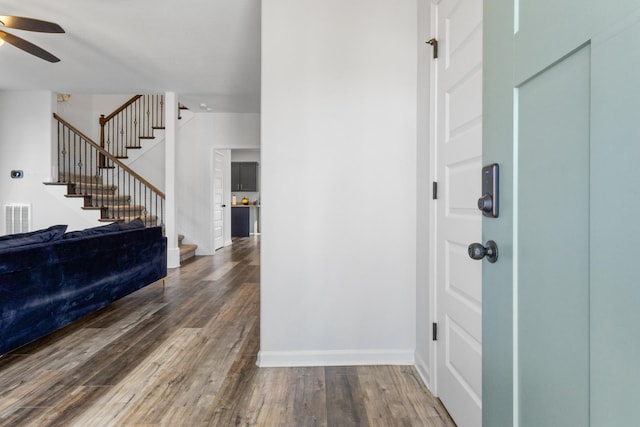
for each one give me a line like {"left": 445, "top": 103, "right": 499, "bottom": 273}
{"left": 432, "top": 0, "right": 483, "bottom": 425}
{"left": 213, "top": 150, "right": 225, "bottom": 250}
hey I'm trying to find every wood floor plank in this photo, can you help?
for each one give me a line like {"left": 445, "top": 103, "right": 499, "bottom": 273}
{"left": 203, "top": 261, "right": 239, "bottom": 281}
{"left": 292, "top": 367, "right": 328, "bottom": 426}
{"left": 0, "top": 237, "right": 456, "bottom": 427}
{"left": 204, "top": 322, "right": 262, "bottom": 426}
{"left": 357, "top": 366, "right": 453, "bottom": 427}
{"left": 0, "top": 370, "right": 65, "bottom": 416}
{"left": 325, "top": 366, "right": 369, "bottom": 426}
{"left": 243, "top": 367, "right": 299, "bottom": 426}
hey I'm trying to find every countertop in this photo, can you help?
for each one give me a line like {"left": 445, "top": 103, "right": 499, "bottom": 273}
{"left": 231, "top": 204, "right": 260, "bottom": 208}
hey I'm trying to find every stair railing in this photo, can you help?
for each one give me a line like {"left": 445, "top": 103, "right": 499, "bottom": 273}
{"left": 99, "top": 94, "right": 165, "bottom": 163}
{"left": 54, "top": 113, "right": 165, "bottom": 226}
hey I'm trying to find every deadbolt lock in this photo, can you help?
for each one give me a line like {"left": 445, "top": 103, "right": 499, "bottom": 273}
{"left": 479, "top": 163, "right": 499, "bottom": 218}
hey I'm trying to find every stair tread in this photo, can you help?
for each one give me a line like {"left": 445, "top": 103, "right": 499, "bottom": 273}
{"left": 100, "top": 219, "right": 158, "bottom": 228}
{"left": 57, "top": 174, "right": 102, "bottom": 182}
{"left": 179, "top": 243, "right": 197, "bottom": 263}
{"left": 105, "top": 206, "right": 144, "bottom": 210}
{"left": 100, "top": 214, "right": 157, "bottom": 220}
{"left": 74, "top": 182, "right": 116, "bottom": 188}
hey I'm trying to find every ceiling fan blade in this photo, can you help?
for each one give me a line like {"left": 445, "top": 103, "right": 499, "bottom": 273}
{"left": 0, "top": 30, "right": 60, "bottom": 62}
{"left": 0, "top": 15, "right": 64, "bottom": 33}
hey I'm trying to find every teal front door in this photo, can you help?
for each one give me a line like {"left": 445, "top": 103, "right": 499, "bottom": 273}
{"left": 483, "top": 1, "right": 640, "bottom": 426}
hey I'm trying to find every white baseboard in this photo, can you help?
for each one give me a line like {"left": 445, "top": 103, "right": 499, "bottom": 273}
{"left": 414, "top": 351, "right": 433, "bottom": 393}
{"left": 257, "top": 349, "right": 414, "bottom": 367}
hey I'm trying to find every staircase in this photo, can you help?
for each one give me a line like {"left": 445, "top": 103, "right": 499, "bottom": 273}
{"left": 50, "top": 97, "right": 198, "bottom": 263}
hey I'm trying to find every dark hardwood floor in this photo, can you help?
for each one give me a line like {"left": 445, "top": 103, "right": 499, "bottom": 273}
{"left": 0, "top": 236, "right": 455, "bottom": 426}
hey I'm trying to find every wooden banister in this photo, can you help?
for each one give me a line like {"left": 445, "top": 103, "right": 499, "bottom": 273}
{"left": 101, "top": 95, "right": 142, "bottom": 123}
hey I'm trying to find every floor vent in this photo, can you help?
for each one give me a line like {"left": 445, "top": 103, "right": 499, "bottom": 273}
{"left": 5, "top": 204, "right": 31, "bottom": 235}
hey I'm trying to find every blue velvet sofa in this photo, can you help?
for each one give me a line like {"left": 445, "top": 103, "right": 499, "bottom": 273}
{"left": 0, "top": 224, "right": 167, "bottom": 355}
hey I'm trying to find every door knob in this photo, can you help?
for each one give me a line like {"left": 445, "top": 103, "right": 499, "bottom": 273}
{"left": 468, "top": 240, "right": 499, "bottom": 263}
{"left": 222, "top": 204, "right": 227, "bottom": 208}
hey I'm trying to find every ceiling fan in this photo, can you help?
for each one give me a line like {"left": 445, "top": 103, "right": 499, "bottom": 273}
{"left": 0, "top": 15, "right": 64, "bottom": 63}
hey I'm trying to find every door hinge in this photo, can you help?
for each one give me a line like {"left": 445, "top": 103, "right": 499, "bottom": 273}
{"left": 432, "top": 181, "right": 438, "bottom": 200}
{"left": 432, "top": 323, "right": 438, "bottom": 341}
{"left": 426, "top": 38, "right": 438, "bottom": 59}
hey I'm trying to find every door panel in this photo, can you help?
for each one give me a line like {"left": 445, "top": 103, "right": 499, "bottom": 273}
{"left": 446, "top": 71, "right": 482, "bottom": 139}
{"left": 447, "top": 241, "right": 481, "bottom": 307}
{"left": 590, "top": 15, "right": 640, "bottom": 425}
{"left": 447, "top": 159, "right": 481, "bottom": 214}
{"left": 434, "top": 0, "right": 483, "bottom": 425}
{"left": 447, "top": 317, "right": 482, "bottom": 395}
{"left": 517, "top": 45, "right": 590, "bottom": 427}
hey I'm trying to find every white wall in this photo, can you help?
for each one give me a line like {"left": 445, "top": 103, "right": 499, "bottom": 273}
{"left": 126, "top": 137, "right": 166, "bottom": 191}
{"left": 260, "top": 0, "right": 418, "bottom": 366}
{"left": 211, "top": 113, "right": 260, "bottom": 148}
{"left": 176, "top": 114, "right": 207, "bottom": 252}
{"left": 0, "top": 91, "right": 98, "bottom": 234}
{"left": 55, "top": 94, "right": 94, "bottom": 134}
{"left": 231, "top": 149, "right": 260, "bottom": 162}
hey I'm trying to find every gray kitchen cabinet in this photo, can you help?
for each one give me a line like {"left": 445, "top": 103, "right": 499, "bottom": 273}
{"left": 231, "top": 162, "right": 258, "bottom": 191}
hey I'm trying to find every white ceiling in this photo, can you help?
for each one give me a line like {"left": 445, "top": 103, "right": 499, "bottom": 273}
{"left": 0, "top": 0, "right": 261, "bottom": 112}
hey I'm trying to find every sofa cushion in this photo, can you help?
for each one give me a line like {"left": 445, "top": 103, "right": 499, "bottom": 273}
{"left": 119, "top": 217, "right": 145, "bottom": 231}
{"left": 63, "top": 222, "right": 121, "bottom": 239}
{"left": 0, "top": 225, "right": 67, "bottom": 250}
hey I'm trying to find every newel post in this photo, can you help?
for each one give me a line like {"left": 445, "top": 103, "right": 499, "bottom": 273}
{"left": 99, "top": 114, "right": 107, "bottom": 168}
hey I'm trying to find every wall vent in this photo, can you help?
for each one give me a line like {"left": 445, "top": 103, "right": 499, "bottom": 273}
{"left": 5, "top": 204, "right": 31, "bottom": 235}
